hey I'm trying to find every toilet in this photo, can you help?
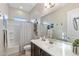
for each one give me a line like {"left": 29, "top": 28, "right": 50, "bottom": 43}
{"left": 24, "top": 44, "right": 31, "bottom": 51}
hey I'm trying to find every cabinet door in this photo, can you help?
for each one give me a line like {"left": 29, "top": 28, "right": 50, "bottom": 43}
{"left": 40, "top": 49, "right": 51, "bottom": 56}
{"left": 31, "top": 42, "right": 34, "bottom": 56}
{"left": 31, "top": 42, "right": 40, "bottom": 56}
{"left": 34, "top": 45, "right": 40, "bottom": 56}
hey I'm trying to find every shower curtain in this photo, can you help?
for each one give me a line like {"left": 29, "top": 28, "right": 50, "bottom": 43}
{"left": 7, "top": 20, "right": 33, "bottom": 53}
{"left": 16, "top": 21, "right": 33, "bottom": 52}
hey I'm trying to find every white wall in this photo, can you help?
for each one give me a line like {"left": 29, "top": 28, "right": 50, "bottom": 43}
{"left": 0, "top": 3, "right": 8, "bottom": 15}
{"left": 0, "top": 3, "right": 30, "bottom": 21}
{"left": 41, "top": 3, "right": 79, "bottom": 41}
{"left": 29, "top": 3, "right": 44, "bottom": 19}
{"left": 8, "top": 6, "right": 29, "bottom": 20}
{"left": 0, "top": 3, "right": 30, "bottom": 20}
{"left": 67, "top": 8, "right": 79, "bottom": 42}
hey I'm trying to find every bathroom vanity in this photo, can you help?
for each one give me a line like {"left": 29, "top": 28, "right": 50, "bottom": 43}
{"left": 31, "top": 39, "right": 77, "bottom": 56}
{"left": 31, "top": 42, "right": 51, "bottom": 56}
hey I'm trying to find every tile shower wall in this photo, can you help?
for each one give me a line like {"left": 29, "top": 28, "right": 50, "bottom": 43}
{"left": 67, "top": 8, "right": 79, "bottom": 42}
{"left": 7, "top": 21, "right": 19, "bottom": 48}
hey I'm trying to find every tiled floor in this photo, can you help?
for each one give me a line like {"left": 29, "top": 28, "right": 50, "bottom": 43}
{"left": 0, "top": 46, "right": 31, "bottom": 56}
{"left": 9, "top": 50, "right": 31, "bottom": 56}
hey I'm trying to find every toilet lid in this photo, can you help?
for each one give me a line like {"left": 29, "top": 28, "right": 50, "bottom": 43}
{"left": 24, "top": 45, "right": 31, "bottom": 50}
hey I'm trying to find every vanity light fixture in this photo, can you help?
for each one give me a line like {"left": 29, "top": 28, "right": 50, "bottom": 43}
{"left": 44, "top": 3, "right": 50, "bottom": 8}
{"left": 44, "top": 3, "right": 55, "bottom": 8}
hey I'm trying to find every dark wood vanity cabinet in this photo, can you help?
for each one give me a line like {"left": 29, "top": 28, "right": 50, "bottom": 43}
{"left": 40, "top": 49, "right": 51, "bottom": 56}
{"left": 31, "top": 42, "right": 40, "bottom": 56}
{"left": 31, "top": 42, "right": 35, "bottom": 56}
{"left": 31, "top": 42, "right": 51, "bottom": 56}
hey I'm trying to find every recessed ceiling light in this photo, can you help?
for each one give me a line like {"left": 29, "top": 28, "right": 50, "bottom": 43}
{"left": 19, "top": 6, "right": 23, "bottom": 9}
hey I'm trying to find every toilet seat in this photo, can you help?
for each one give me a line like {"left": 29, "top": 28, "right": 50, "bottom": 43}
{"left": 24, "top": 44, "right": 31, "bottom": 51}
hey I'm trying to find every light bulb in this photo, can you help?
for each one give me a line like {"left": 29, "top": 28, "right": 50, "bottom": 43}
{"left": 44, "top": 3, "right": 49, "bottom": 8}
{"left": 44, "top": 3, "right": 55, "bottom": 8}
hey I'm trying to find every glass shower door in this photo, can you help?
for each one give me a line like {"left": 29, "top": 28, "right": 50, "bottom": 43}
{"left": 0, "top": 14, "right": 19, "bottom": 55}
{"left": 6, "top": 21, "right": 19, "bottom": 56}
{"left": 0, "top": 18, "right": 5, "bottom": 55}
{"left": 0, "top": 13, "right": 7, "bottom": 55}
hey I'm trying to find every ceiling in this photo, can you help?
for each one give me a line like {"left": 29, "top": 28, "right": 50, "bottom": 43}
{"left": 29, "top": 3, "right": 68, "bottom": 18}
{"left": 8, "top": 3, "right": 68, "bottom": 18}
{"left": 8, "top": 3, "right": 36, "bottom": 12}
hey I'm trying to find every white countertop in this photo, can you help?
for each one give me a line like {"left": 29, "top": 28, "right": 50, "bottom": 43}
{"left": 31, "top": 39, "right": 78, "bottom": 56}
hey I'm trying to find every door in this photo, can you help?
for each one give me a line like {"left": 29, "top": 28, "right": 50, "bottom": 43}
{"left": 0, "top": 15, "right": 4, "bottom": 55}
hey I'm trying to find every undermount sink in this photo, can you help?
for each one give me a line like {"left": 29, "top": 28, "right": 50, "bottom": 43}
{"left": 41, "top": 38, "right": 55, "bottom": 44}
